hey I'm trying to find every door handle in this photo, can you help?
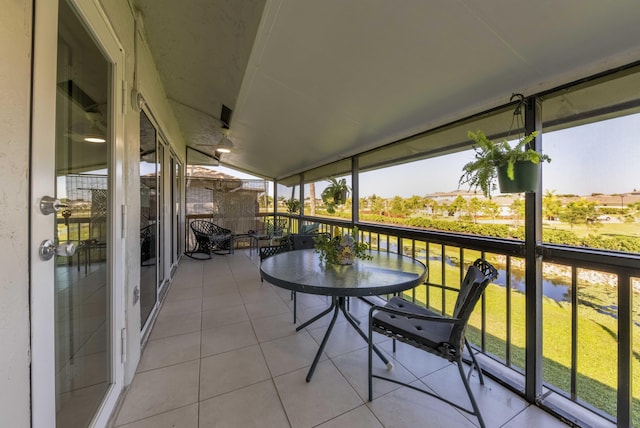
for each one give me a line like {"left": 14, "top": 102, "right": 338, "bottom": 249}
{"left": 40, "top": 196, "right": 68, "bottom": 215}
{"left": 39, "top": 240, "right": 76, "bottom": 261}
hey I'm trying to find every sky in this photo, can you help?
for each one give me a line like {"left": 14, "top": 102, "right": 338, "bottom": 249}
{"left": 216, "top": 113, "right": 640, "bottom": 199}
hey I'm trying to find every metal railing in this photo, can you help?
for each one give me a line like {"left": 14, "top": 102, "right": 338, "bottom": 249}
{"left": 273, "top": 213, "right": 639, "bottom": 427}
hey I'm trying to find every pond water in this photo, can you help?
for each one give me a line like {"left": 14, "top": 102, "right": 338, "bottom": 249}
{"left": 494, "top": 270, "right": 569, "bottom": 302}
{"left": 374, "top": 239, "right": 571, "bottom": 302}
{"left": 422, "top": 254, "right": 570, "bottom": 302}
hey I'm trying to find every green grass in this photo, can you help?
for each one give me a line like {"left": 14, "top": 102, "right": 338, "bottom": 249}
{"left": 544, "top": 221, "right": 640, "bottom": 239}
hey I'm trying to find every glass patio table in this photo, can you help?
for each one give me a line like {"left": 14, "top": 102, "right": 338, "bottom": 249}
{"left": 260, "top": 249, "right": 428, "bottom": 381}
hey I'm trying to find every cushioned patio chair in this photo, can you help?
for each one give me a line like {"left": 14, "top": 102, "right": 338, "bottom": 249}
{"left": 185, "top": 220, "right": 232, "bottom": 259}
{"left": 368, "top": 258, "right": 498, "bottom": 428}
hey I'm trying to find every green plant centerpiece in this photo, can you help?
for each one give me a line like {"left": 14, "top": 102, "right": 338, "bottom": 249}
{"left": 321, "top": 178, "right": 350, "bottom": 214}
{"left": 459, "top": 130, "right": 550, "bottom": 197}
{"left": 314, "top": 227, "right": 372, "bottom": 267}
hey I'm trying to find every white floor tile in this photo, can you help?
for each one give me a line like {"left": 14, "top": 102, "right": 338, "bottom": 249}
{"left": 114, "top": 404, "right": 198, "bottom": 428}
{"left": 200, "top": 320, "right": 257, "bottom": 357}
{"left": 316, "top": 404, "right": 384, "bottom": 428}
{"left": 369, "top": 382, "right": 476, "bottom": 428}
{"left": 112, "top": 252, "right": 571, "bottom": 428}
{"left": 502, "top": 405, "right": 571, "bottom": 427}
{"left": 137, "top": 331, "right": 201, "bottom": 372}
{"left": 201, "top": 303, "right": 249, "bottom": 330}
{"left": 114, "top": 360, "right": 200, "bottom": 426}
{"left": 199, "top": 344, "right": 271, "bottom": 400}
{"left": 199, "top": 380, "right": 289, "bottom": 428}
{"left": 260, "top": 330, "right": 327, "bottom": 377}
{"left": 274, "top": 360, "right": 363, "bottom": 428}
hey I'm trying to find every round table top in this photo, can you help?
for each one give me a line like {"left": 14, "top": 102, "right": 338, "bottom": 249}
{"left": 260, "top": 249, "right": 428, "bottom": 297}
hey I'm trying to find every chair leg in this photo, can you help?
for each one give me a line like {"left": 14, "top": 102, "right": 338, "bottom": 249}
{"left": 456, "top": 360, "right": 486, "bottom": 428}
{"left": 368, "top": 315, "right": 374, "bottom": 401}
{"left": 465, "top": 338, "right": 484, "bottom": 384}
{"left": 293, "top": 291, "right": 297, "bottom": 324}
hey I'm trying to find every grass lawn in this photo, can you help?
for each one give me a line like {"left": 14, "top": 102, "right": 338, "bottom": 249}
{"left": 544, "top": 220, "right": 640, "bottom": 239}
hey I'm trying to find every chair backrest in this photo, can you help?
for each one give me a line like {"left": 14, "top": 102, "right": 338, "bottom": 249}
{"left": 191, "top": 220, "right": 214, "bottom": 236}
{"left": 450, "top": 259, "right": 498, "bottom": 347}
{"left": 265, "top": 218, "right": 288, "bottom": 237}
{"left": 289, "top": 232, "right": 330, "bottom": 250}
{"left": 190, "top": 220, "right": 231, "bottom": 237}
{"left": 299, "top": 223, "right": 319, "bottom": 234}
{"left": 259, "top": 239, "right": 291, "bottom": 260}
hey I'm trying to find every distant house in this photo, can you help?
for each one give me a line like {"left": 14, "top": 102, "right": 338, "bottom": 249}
{"left": 185, "top": 166, "right": 267, "bottom": 233}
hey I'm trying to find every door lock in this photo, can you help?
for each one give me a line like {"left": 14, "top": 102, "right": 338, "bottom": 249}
{"left": 40, "top": 196, "right": 68, "bottom": 215}
{"left": 39, "top": 240, "right": 76, "bottom": 261}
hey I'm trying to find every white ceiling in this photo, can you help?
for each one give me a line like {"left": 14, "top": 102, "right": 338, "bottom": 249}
{"left": 133, "top": 0, "right": 640, "bottom": 180}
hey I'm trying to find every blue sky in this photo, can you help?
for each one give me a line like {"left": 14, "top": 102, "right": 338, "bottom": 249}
{"left": 219, "top": 113, "right": 640, "bottom": 199}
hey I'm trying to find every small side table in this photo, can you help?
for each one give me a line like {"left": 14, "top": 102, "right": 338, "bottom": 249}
{"left": 248, "top": 233, "right": 271, "bottom": 255}
{"left": 231, "top": 233, "right": 253, "bottom": 253}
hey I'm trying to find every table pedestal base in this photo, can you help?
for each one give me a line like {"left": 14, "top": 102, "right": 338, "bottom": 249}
{"left": 297, "top": 296, "right": 393, "bottom": 382}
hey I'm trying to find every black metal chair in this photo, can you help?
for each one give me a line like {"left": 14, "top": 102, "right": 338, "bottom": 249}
{"left": 185, "top": 220, "right": 233, "bottom": 259}
{"left": 251, "top": 218, "right": 289, "bottom": 252}
{"left": 368, "top": 258, "right": 498, "bottom": 428}
{"left": 299, "top": 222, "right": 319, "bottom": 234}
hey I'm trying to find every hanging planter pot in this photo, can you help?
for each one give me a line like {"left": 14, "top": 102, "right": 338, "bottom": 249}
{"left": 497, "top": 160, "right": 539, "bottom": 194}
{"left": 458, "top": 94, "right": 551, "bottom": 198}
{"left": 334, "top": 189, "right": 348, "bottom": 205}
{"left": 321, "top": 177, "right": 351, "bottom": 213}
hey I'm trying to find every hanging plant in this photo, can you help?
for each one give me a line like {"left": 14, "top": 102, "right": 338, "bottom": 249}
{"left": 458, "top": 94, "right": 551, "bottom": 198}
{"left": 284, "top": 198, "right": 301, "bottom": 213}
{"left": 321, "top": 177, "right": 350, "bottom": 214}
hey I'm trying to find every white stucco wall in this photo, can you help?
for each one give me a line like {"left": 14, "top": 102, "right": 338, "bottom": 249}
{"left": 0, "top": 1, "right": 33, "bottom": 427}
{"left": 99, "top": 0, "right": 187, "bottom": 384}
{"left": 0, "top": 1, "right": 189, "bottom": 424}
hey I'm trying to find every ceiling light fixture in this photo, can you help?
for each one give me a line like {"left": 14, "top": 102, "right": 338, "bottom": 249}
{"left": 216, "top": 136, "right": 233, "bottom": 153}
{"left": 83, "top": 124, "right": 106, "bottom": 143}
{"left": 83, "top": 112, "right": 106, "bottom": 143}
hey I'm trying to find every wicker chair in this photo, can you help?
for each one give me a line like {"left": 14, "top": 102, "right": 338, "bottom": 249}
{"left": 185, "top": 220, "right": 233, "bottom": 259}
{"left": 368, "top": 258, "right": 498, "bottom": 428}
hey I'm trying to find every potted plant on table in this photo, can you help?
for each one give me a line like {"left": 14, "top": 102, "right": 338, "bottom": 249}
{"left": 458, "top": 130, "right": 550, "bottom": 198}
{"left": 321, "top": 177, "right": 350, "bottom": 214}
{"left": 314, "top": 227, "right": 372, "bottom": 267}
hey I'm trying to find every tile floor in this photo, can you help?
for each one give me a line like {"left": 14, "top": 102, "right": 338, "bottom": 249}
{"left": 112, "top": 251, "right": 570, "bottom": 428}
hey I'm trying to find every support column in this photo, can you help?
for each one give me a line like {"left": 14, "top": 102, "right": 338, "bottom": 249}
{"left": 524, "top": 96, "right": 543, "bottom": 403}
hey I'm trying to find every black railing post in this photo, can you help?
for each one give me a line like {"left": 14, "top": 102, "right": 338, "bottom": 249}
{"left": 618, "top": 271, "right": 632, "bottom": 428}
{"left": 524, "top": 96, "right": 543, "bottom": 403}
{"left": 352, "top": 157, "right": 359, "bottom": 224}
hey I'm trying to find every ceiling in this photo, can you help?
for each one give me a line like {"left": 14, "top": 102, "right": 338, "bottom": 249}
{"left": 132, "top": 0, "right": 640, "bottom": 180}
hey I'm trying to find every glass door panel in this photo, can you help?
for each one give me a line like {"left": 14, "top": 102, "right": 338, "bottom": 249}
{"left": 139, "top": 111, "right": 157, "bottom": 327}
{"left": 54, "top": 1, "right": 111, "bottom": 425}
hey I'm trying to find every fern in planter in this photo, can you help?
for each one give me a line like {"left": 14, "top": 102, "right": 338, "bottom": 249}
{"left": 459, "top": 130, "right": 550, "bottom": 198}
{"left": 321, "top": 177, "right": 350, "bottom": 214}
{"left": 284, "top": 198, "right": 301, "bottom": 213}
